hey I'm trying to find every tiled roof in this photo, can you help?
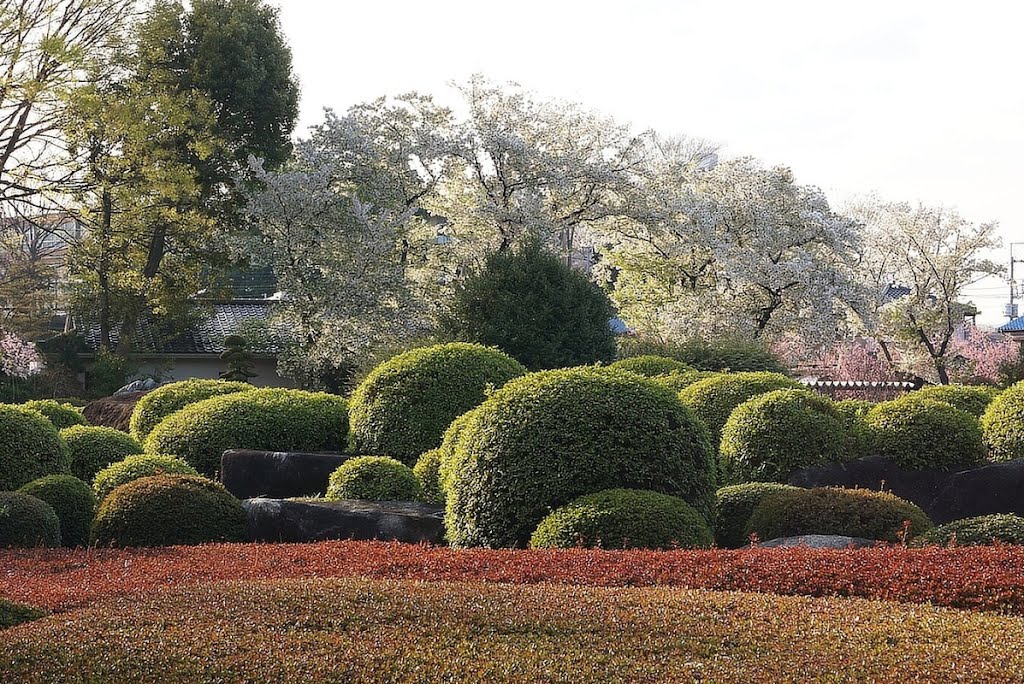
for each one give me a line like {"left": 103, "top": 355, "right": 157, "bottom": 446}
{"left": 998, "top": 316, "right": 1024, "bottom": 333}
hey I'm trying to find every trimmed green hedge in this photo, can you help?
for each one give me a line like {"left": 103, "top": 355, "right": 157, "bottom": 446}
{"left": 865, "top": 397, "right": 986, "bottom": 469}
{"left": 0, "top": 492, "right": 61, "bottom": 548}
{"left": 720, "top": 389, "right": 851, "bottom": 483}
{"left": 616, "top": 337, "right": 787, "bottom": 373}
{"left": 0, "top": 404, "right": 70, "bottom": 490}
{"left": 93, "top": 454, "right": 199, "bottom": 501}
{"left": 347, "top": 343, "right": 526, "bottom": 465}
{"left": 912, "top": 385, "right": 999, "bottom": 418}
{"left": 22, "top": 399, "right": 87, "bottom": 430}
{"left": 530, "top": 488, "right": 713, "bottom": 550}
{"left": 835, "top": 399, "right": 875, "bottom": 457}
{"left": 17, "top": 475, "right": 96, "bottom": 547}
{"left": 714, "top": 482, "right": 802, "bottom": 549}
{"left": 444, "top": 367, "right": 716, "bottom": 548}
{"left": 91, "top": 474, "right": 246, "bottom": 547}
{"left": 326, "top": 456, "right": 422, "bottom": 502}
{"left": 129, "top": 379, "right": 253, "bottom": 441}
{"left": 745, "top": 487, "right": 932, "bottom": 543}
{"left": 60, "top": 425, "right": 143, "bottom": 482}
{"left": 982, "top": 381, "right": 1024, "bottom": 462}
{"left": 413, "top": 449, "right": 444, "bottom": 505}
{"left": 145, "top": 388, "right": 349, "bottom": 476}
{"left": 0, "top": 599, "right": 47, "bottom": 629}
{"left": 607, "top": 356, "right": 693, "bottom": 377}
{"left": 913, "top": 514, "right": 1024, "bottom": 547}
{"left": 677, "top": 372, "right": 801, "bottom": 448}
{"left": 649, "top": 370, "right": 719, "bottom": 392}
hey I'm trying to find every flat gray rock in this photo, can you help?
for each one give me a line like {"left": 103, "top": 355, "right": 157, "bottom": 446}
{"left": 757, "top": 534, "right": 878, "bottom": 549}
{"left": 244, "top": 497, "right": 445, "bottom": 544}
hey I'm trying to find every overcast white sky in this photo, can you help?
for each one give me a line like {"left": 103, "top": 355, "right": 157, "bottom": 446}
{"left": 274, "top": 0, "right": 1023, "bottom": 325}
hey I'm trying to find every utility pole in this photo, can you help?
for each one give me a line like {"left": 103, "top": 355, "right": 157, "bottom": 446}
{"left": 1008, "top": 243, "right": 1024, "bottom": 320}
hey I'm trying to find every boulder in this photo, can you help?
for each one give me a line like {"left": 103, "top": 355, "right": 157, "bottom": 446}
{"left": 220, "top": 449, "right": 350, "bottom": 500}
{"left": 789, "top": 455, "right": 1024, "bottom": 525}
{"left": 243, "top": 497, "right": 445, "bottom": 544}
{"left": 757, "top": 534, "right": 877, "bottom": 549}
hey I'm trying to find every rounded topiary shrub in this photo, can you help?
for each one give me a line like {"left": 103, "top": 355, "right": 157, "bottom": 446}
{"left": 17, "top": 475, "right": 97, "bottom": 547}
{"left": 720, "top": 389, "right": 851, "bottom": 484}
{"left": 347, "top": 343, "right": 526, "bottom": 465}
{"left": 129, "top": 379, "right": 253, "bottom": 441}
{"left": 22, "top": 399, "right": 87, "bottom": 430}
{"left": 608, "top": 356, "right": 693, "bottom": 377}
{"left": 913, "top": 514, "right": 1024, "bottom": 547}
{"left": 60, "top": 425, "right": 143, "bottom": 483}
{"left": 144, "top": 388, "right": 349, "bottom": 476}
{"left": 444, "top": 367, "right": 716, "bottom": 548}
{"left": 93, "top": 454, "right": 199, "bottom": 501}
{"left": 835, "top": 399, "right": 876, "bottom": 457}
{"left": 981, "top": 381, "right": 1024, "bottom": 462}
{"left": 0, "top": 492, "right": 61, "bottom": 548}
{"left": 413, "top": 449, "right": 444, "bottom": 505}
{"left": 326, "top": 456, "right": 422, "bottom": 502}
{"left": 650, "top": 370, "right": 719, "bottom": 392}
{"left": 677, "top": 372, "right": 801, "bottom": 448}
{"left": 530, "top": 488, "right": 713, "bottom": 550}
{"left": 0, "top": 404, "right": 70, "bottom": 490}
{"left": 745, "top": 487, "right": 932, "bottom": 543}
{"left": 714, "top": 482, "right": 802, "bottom": 549}
{"left": 865, "top": 397, "right": 986, "bottom": 469}
{"left": 912, "top": 385, "right": 999, "bottom": 418}
{"left": 91, "top": 474, "right": 246, "bottom": 547}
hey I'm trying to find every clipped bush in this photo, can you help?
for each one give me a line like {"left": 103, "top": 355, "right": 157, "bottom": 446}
{"left": 444, "top": 367, "right": 716, "bottom": 548}
{"left": 326, "top": 456, "right": 422, "bottom": 502}
{"left": 0, "top": 404, "right": 70, "bottom": 490}
{"left": 617, "top": 336, "right": 787, "bottom": 373}
{"left": 677, "top": 372, "right": 801, "bottom": 447}
{"left": 413, "top": 449, "right": 444, "bottom": 505}
{"left": 91, "top": 474, "right": 246, "bottom": 547}
{"left": 530, "top": 488, "right": 713, "bottom": 550}
{"left": 714, "top": 482, "right": 802, "bottom": 549}
{"left": 835, "top": 399, "right": 875, "bottom": 458}
{"left": 60, "top": 425, "right": 143, "bottom": 482}
{"left": 745, "top": 487, "right": 932, "bottom": 543}
{"left": 17, "top": 475, "right": 96, "bottom": 547}
{"left": 720, "top": 389, "right": 851, "bottom": 483}
{"left": 981, "top": 381, "right": 1024, "bottom": 462}
{"left": 0, "top": 599, "right": 47, "bottom": 629}
{"left": 145, "top": 388, "right": 348, "bottom": 476}
{"left": 650, "top": 370, "right": 719, "bottom": 392}
{"left": 129, "top": 379, "right": 253, "bottom": 441}
{"left": 22, "top": 399, "right": 87, "bottom": 430}
{"left": 93, "top": 454, "right": 199, "bottom": 501}
{"left": 912, "top": 385, "right": 1000, "bottom": 418}
{"left": 347, "top": 343, "right": 526, "bottom": 465}
{"left": 607, "top": 356, "right": 693, "bottom": 377}
{"left": 865, "top": 397, "right": 986, "bottom": 469}
{"left": 914, "top": 514, "right": 1024, "bottom": 547}
{"left": 0, "top": 492, "right": 61, "bottom": 548}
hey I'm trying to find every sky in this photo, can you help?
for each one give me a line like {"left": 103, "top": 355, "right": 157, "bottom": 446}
{"left": 273, "top": 0, "right": 1023, "bottom": 325}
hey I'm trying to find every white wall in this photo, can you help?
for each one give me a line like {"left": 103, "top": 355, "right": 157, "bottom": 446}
{"left": 134, "top": 357, "right": 295, "bottom": 388}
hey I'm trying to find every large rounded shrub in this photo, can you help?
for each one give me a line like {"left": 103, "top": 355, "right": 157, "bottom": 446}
{"left": 145, "top": 388, "right": 349, "bottom": 475}
{"left": 530, "top": 488, "right": 713, "bottom": 550}
{"left": 745, "top": 487, "right": 932, "bottom": 543}
{"left": 0, "top": 404, "right": 70, "bottom": 490}
{"left": 913, "top": 514, "right": 1024, "bottom": 547}
{"left": 22, "top": 399, "right": 87, "bottom": 430}
{"left": 720, "top": 389, "right": 851, "bottom": 483}
{"left": 413, "top": 449, "right": 444, "bottom": 505}
{"left": 444, "top": 368, "right": 716, "bottom": 548}
{"left": 834, "top": 399, "right": 875, "bottom": 457}
{"left": 129, "top": 379, "right": 253, "bottom": 441}
{"left": 677, "top": 372, "right": 801, "bottom": 448}
{"left": 60, "top": 425, "right": 143, "bottom": 482}
{"left": 912, "top": 385, "right": 999, "bottom": 418}
{"left": 91, "top": 474, "right": 246, "bottom": 547}
{"left": 17, "top": 475, "right": 96, "bottom": 547}
{"left": 981, "top": 381, "right": 1024, "bottom": 462}
{"left": 326, "top": 456, "right": 422, "bottom": 502}
{"left": 608, "top": 356, "right": 693, "bottom": 377}
{"left": 714, "top": 482, "right": 802, "bottom": 549}
{"left": 347, "top": 343, "right": 526, "bottom": 464}
{"left": 865, "top": 397, "right": 986, "bottom": 469}
{"left": 93, "top": 454, "right": 199, "bottom": 501}
{"left": 0, "top": 492, "right": 61, "bottom": 548}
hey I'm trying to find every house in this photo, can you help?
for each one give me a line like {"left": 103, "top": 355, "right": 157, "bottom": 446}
{"left": 998, "top": 315, "right": 1024, "bottom": 345}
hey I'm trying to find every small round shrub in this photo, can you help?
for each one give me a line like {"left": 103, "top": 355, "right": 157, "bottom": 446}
{"left": 0, "top": 492, "right": 61, "bottom": 548}
{"left": 616, "top": 337, "right": 787, "bottom": 373}
{"left": 912, "top": 385, "right": 999, "bottom": 418}
{"left": 326, "top": 456, "right": 421, "bottom": 502}
{"left": 745, "top": 487, "right": 932, "bottom": 543}
{"left": 17, "top": 475, "right": 97, "bottom": 547}
{"left": 650, "top": 370, "right": 719, "bottom": 392}
{"left": 677, "top": 372, "right": 801, "bottom": 448}
{"left": 835, "top": 399, "right": 875, "bottom": 420}
{"left": 720, "top": 389, "right": 851, "bottom": 483}
{"left": 22, "top": 399, "right": 87, "bottom": 430}
{"left": 530, "top": 488, "right": 714, "bottom": 550}
{"left": 0, "top": 404, "right": 70, "bottom": 490}
{"left": 129, "top": 379, "right": 253, "bottom": 441}
{"left": 347, "top": 343, "right": 526, "bottom": 465}
{"left": 145, "top": 388, "right": 349, "bottom": 476}
{"left": 865, "top": 397, "right": 986, "bottom": 469}
{"left": 0, "top": 599, "right": 47, "bottom": 629}
{"left": 835, "top": 399, "right": 876, "bottom": 456}
{"left": 981, "top": 381, "right": 1024, "bottom": 462}
{"left": 714, "top": 482, "right": 802, "bottom": 549}
{"left": 444, "top": 367, "right": 716, "bottom": 548}
{"left": 91, "top": 474, "right": 246, "bottom": 547}
{"left": 413, "top": 449, "right": 444, "bottom": 505}
{"left": 913, "top": 514, "right": 1024, "bottom": 547}
{"left": 608, "top": 356, "right": 693, "bottom": 377}
{"left": 60, "top": 425, "right": 143, "bottom": 482}
{"left": 93, "top": 454, "right": 199, "bottom": 501}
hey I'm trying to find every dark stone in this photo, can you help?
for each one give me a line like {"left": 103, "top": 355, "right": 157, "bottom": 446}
{"left": 243, "top": 497, "right": 445, "bottom": 544}
{"left": 789, "top": 455, "right": 1024, "bottom": 524}
{"left": 220, "top": 450, "right": 351, "bottom": 500}
{"left": 757, "top": 534, "right": 878, "bottom": 549}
